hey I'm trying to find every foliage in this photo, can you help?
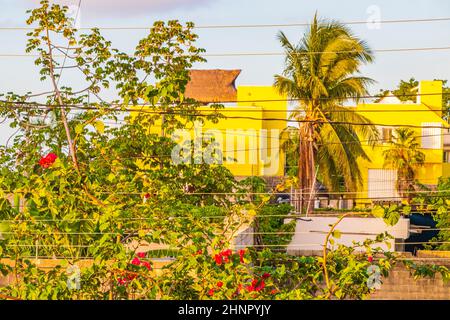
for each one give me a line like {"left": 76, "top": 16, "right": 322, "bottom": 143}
{"left": 281, "top": 126, "right": 299, "bottom": 177}
{"left": 0, "top": 2, "right": 432, "bottom": 301}
{"left": 375, "top": 78, "right": 450, "bottom": 121}
{"left": 440, "top": 79, "right": 450, "bottom": 121}
{"left": 320, "top": 236, "right": 395, "bottom": 299}
{"left": 257, "top": 204, "right": 296, "bottom": 249}
{"left": 0, "top": 0, "right": 247, "bottom": 300}
{"left": 403, "top": 259, "right": 450, "bottom": 283}
{"left": 372, "top": 204, "right": 411, "bottom": 227}
{"left": 238, "top": 176, "right": 267, "bottom": 203}
{"left": 274, "top": 13, "right": 378, "bottom": 209}
{"left": 413, "top": 177, "right": 450, "bottom": 251}
{"left": 375, "top": 78, "right": 419, "bottom": 103}
{"left": 382, "top": 128, "right": 425, "bottom": 200}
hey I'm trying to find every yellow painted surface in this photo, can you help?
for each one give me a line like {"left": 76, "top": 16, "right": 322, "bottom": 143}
{"left": 355, "top": 80, "right": 447, "bottom": 204}
{"left": 131, "top": 86, "right": 288, "bottom": 177}
{"left": 417, "top": 250, "right": 450, "bottom": 258}
{"left": 419, "top": 80, "right": 443, "bottom": 117}
{"left": 443, "top": 163, "right": 450, "bottom": 178}
{"left": 131, "top": 80, "right": 447, "bottom": 193}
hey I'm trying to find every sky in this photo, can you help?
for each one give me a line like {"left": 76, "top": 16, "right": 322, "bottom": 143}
{"left": 0, "top": 0, "right": 449, "bottom": 143}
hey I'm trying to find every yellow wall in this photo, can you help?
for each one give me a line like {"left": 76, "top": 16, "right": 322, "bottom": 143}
{"left": 197, "top": 86, "right": 287, "bottom": 177}
{"left": 132, "top": 86, "right": 288, "bottom": 177}
{"left": 236, "top": 86, "right": 287, "bottom": 176}
{"left": 419, "top": 80, "right": 443, "bottom": 117}
{"left": 443, "top": 163, "right": 450, "bottom": 178}
{"left": 131, "top": 80, "right": 446, "bottom": 192}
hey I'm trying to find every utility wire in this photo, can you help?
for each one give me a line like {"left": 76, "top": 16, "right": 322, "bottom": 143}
{"left": 0, "top": 91, "right": 445, "bottom": 107}
{"left": 1, "top": 17, "right": 450, "bottom": 31}
{"left": 1, "top": 45, "right": 450, "bottom": 58}
{"left": 1, "top": 227, "right": 449, "bottom": 236}
{"left": 1, "top": 188, "right": 450, "bottom": 198}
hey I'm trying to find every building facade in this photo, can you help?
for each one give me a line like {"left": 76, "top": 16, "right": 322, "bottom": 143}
{"left": 355, "top": 80, "right": 448, "bottom": 205}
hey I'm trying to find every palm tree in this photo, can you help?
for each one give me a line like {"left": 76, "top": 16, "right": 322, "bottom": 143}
{"left": 274, "top": 14, "right": 378, "bottom": 214}
{"left": 383, "top": 128, "right": 425, "bottom": 200}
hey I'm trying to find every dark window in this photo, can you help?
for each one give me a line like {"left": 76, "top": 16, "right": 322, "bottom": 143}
{"left": 444, "top": 151, "right": 450, "bottom": 163}
{"left": 382, "top": 128, "right": 393, "bottom": 142}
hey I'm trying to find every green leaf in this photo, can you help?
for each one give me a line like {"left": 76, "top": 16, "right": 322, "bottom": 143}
{"left": 138, "top": 229, "right": 147, "bottom": 238}
{"left": 94, "top": 121, "right": 105, "bottom": 134}
{"left": 385, "top": 241, "right": 392, "bottom": 250}
{"left": 372, "top": 206, "right": 385, "bottom": 218}
{"left": 402, "top": 206, "right": 412, "bottom": 215}
{"left": 384, "top": 209, "right": 400, "bottom": 226}
{"left": 75, "top": 124, "right": 84, "bottom": 134}
{"left": 437, "top": 206, "right": 447, "bottom": 215}
{"left": 332, "top": 230, "right": 341, "bottom": 239}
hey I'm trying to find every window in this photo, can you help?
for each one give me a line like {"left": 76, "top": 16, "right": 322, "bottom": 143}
{"left": 444, "top": 151, "right": 450, "bottom": 163}
{"left": 422, "top": 122, "right": 442, "bottom": 149}
{"left": 368, "top": 169, "right": 399, "bottom": 201}
{"left": 381, "top": 128, "right": 393, "bottom": 143}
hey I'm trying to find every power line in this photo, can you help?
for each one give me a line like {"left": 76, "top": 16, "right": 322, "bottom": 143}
{"left": 10, "top": 113, "right": 448, "bottom": 143}
{"left": 0, "top": 91, "right": 444, "bottom": 107}
{"left": 1, "top": 17, "right": 450, "bottom": 31}
{"left": 234, "top": 241, "right": 450, "bottom": 248}
{"left": 1, "top": 227, "right": 449, "bottom": 236}
{"left": 1, "top": 188, "right": 450, "bottom": 198}
{"left": 1, "top": 45, "right": 450, "bottom": 59}
{"left": 197, "top": 17, "right": 450, "bottom": 29}
{"left": 1, "top": 108, "right": 449, "bottom": 130}
{"left": 204, "top": 46, "right": 450, "bottom": 57}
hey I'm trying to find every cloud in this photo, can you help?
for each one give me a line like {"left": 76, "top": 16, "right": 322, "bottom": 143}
{"left": 31, "top": 0, "right": 212, "bottom": 16}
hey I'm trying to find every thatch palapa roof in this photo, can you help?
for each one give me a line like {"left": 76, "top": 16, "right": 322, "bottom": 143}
{"left": 185, "top": 69, "right": 241, "bottom": 103}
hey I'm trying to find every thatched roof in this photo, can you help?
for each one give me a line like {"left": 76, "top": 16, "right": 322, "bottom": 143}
{"left": 185, "top": 69, "right": 241, "bottom": 103}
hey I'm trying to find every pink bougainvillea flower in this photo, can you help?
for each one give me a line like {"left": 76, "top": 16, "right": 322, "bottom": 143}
{"left": 127, "top": 274, "right": 137, "bottom": 281}
{"left": 131, "top": 257, "right": 141, "bottom": 266}
{"left": 255, "top": 280, "right": 265, "bottom": 291}
{"left": 221, "top": 249, "right": 232, "bottom": 257}
{"left": 238, "top": 249, "right": 246, "bottom": 263}
{"left": 214, "top": 254, "right": 223, "bottom": 266}
{"left": 141, "top": 261, "right": 152, "bottom": 271}
{"left": 233, "top": 284, "right": 243, "bottom": 297}
{"left": 245, "top": 285, "right": 255, "bottom": 292}
{"left": 46, "top": 153, "right": 57, "bottom": 162}
{"left": 368, "top": 256, "right": 373, "bottom": 263}
{"left": 117, "top": 278, "right": 127, "bottom": 286}
{"left": 39, "top": 152, "right": 58, "bottom": 169}
{"left": 208, "top": 288, "right": 215, "bottom": 296}
{"left": 262, "top": 273, "right": 271, "bottom": 279}
{"left": 137, "top": 252, "right": 146, "bottom": 258}
{"left": 217, "top": 281, "right": 223, "bottom": 288}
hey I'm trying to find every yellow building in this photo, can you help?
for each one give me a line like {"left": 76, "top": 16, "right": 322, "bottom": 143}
{"left": 134, "top": 70, "right": 449, "bottom": 205}
{"left": 355, "top": 80, "right": 448, "bottom": 204}
{"left": 136, "top": 70, "right": 288, "bottom": 178}
{"left": 192, "top": 86, "right": 287, "bottom": 177}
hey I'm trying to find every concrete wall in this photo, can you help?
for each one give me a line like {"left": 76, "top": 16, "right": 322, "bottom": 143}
{"left": 287, "top": 216, "right": 410, "bottom": 254}
{"left": 370, "top": 256, "right": 450, "bottom": 300}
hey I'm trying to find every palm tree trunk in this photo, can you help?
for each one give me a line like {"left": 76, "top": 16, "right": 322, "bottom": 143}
{"left": 306, "top": 123, "right": 315, "bottom": 215}
{"left": 297, "top": 123, "right": 315, "bottom": 215}
{"left": 297, "top": 126, "right": 306, "bottom": 214}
